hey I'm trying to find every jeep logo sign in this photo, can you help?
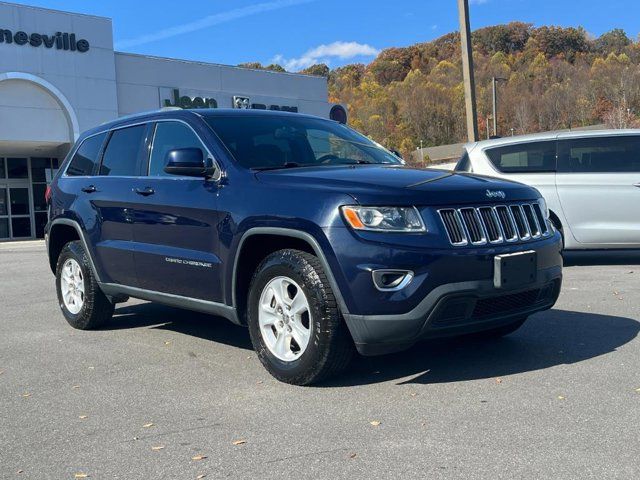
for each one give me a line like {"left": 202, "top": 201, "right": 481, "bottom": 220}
{"left": 163, "top": 88, "right": 218, "bottom": 109}
{"left": 485, "top": 190, "right": 506, "bottom": 199}
{"left": 0, "top": 29, "right": 89, "bottom": 52}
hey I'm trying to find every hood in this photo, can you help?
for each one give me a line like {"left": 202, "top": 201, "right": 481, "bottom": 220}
{"left": 254, "top": 165, "right": 538, "bottom": 206}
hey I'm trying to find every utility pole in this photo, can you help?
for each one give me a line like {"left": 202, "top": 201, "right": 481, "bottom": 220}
{"left": 457, "top": 0, "right": 478, "bottom": 142}
{"left": 492, "top": 76, "right": 508, "bottom": 137}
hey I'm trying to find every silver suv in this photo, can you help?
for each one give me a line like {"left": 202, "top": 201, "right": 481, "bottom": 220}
{"left": 456, "top": 130, "right": 640, "bottom": 250}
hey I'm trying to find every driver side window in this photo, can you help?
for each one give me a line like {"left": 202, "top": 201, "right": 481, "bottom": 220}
{"left": 148, "top": 122, "right": 206, "bottom": 176}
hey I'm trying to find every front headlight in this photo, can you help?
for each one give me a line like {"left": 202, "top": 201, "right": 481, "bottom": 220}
{"left": 341, "top": 206, "right": 426, "bottom": 232}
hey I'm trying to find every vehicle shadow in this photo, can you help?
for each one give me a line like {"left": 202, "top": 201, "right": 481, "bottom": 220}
{"left": 107, "top": 301, "right": 253, "bottom": 351}
{"left": 107, "top": 303, "right": 639, "bottom": 388}
{"left": 563, "top": 250, "right": 640, "bottom": 267}
{"left": 320, "top": 309, "right": 639, "bottom": 387}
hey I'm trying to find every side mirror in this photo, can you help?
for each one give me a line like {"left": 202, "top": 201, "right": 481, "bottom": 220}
{"left": 163, "top": 148, "right": 215, "bottom": 177}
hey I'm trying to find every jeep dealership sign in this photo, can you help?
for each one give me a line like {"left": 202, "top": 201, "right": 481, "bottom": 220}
{"left": 0, "top": 28, "right": 89, "bottom": 52}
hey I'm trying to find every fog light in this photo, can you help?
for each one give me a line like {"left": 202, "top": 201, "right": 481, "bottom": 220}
{"left": 372, "top": 270, "right": 414, "bottom": 291}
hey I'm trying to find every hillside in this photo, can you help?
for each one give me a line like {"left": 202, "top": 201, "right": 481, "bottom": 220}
{"left": 245, "top": 24, "right": 640, "bottom": 159}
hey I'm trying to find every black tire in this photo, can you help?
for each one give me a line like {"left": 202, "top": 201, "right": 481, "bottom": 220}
{"left": 55, "top": 240, "right": 114, "bottom": 330}
{"left": 247, "top": 249, "right": 354, "bottom": 385}
{"left": 468, "top": 317, "right": 527, "bottom": 340}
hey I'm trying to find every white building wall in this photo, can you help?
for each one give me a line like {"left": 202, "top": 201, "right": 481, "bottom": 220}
{"left": 0, "top": 2, "right": 119, "bottom": 135}
{"left": 115, "top": 53, "right": 331, "bottom": 117}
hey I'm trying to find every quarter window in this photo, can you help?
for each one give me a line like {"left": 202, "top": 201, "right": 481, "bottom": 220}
{"left": 557, "top": 136, "right": 640, "bottom": 173}
{"left": 485, "top": 141, "right": 556, "bottom": 173}
{"left": 66, "top": 132, "right": 107, "bottom": 176}
{"left": 149, "top": 122, "right": 206, "bottom": 176}
{"left": 100, "top": 125, "right": 147, "bottom": 176}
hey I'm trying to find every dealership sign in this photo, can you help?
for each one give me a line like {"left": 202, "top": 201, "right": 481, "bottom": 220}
{"left": 161, "top": 88, "right": 298, "bottom": 112}
{"left": 0, "top": 28, "right": 89, "bottom": 52}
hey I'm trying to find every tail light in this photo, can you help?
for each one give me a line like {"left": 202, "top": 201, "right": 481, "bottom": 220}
{"left": 45, "top": 185, "right": 52, "bottom": 205}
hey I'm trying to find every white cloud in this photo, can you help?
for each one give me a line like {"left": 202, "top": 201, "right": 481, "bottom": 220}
{"left": 273, "top": 41, "right": 380, "bottom": 71}
{"left": 115, "top": 0, "right": 315, "bottom": 49}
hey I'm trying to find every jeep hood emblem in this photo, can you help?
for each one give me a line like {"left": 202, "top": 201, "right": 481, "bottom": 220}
{"left": 486, "top": 189, "right": 506, "bottom": 199}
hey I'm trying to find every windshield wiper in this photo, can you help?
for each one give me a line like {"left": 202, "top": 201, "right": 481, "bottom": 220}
{"left": 252, "top": 162, "right": 303, "bottom": 171}
{"left": 336, "top": 159, "right": 374, "bottom": 165}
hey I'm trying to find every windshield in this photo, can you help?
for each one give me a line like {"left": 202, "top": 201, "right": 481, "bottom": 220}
{"left": 204, "top": 114, "right": 401, "bottom": 169}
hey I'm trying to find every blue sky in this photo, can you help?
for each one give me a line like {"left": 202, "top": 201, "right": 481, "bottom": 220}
{"left": 10, "top": 0, "right": 640, "bottom": 70}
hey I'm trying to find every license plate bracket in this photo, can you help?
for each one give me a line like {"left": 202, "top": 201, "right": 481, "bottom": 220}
{"left": 494, "top": 250, "right": 537, "bottom": 289}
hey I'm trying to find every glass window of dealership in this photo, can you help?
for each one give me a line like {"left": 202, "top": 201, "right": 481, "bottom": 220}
{"left": 0, "top": 157, "right": 59, "bottom": 240}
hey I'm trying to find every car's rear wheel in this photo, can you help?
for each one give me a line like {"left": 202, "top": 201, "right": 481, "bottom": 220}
{"left": 56, "top": 240, "right": 114, "bottom": 330}
{"left": 247, "top": 249, "right": 354, "bottom": 385}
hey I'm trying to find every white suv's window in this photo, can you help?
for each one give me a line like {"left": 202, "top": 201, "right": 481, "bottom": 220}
{"left": 557, "top": 136, "right": 640, "bottom": 173}
{"left": 485, "top": 141, "right": 556, "bottom": 173}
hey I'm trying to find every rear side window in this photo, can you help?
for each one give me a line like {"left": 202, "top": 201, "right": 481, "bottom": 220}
{"left": 66, "top": 133, "right": 107, "bottom": 176}
{"left": 99, "top": 125, "right": 147, "bottom": 176}
{"left": 558, "top": 136, "right": 640, "bottom": 173}
{"left": 148, "top": 122, "right": 206, "bottom": 176}
{"left": 485, "top": 141, "right": 556, "bottom": 173}
{"left": 454, "top": 151, "right": 472, "bottom": 172}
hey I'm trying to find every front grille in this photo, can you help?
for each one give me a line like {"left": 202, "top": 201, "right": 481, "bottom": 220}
{"left": 438, "top": 201, "right": 551, "bottom": 247}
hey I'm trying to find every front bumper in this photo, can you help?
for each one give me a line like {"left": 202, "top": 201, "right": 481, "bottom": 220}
{"left": 345, "top": 266, "right": 561, "bottom": 355}
{"left": 324, "top": 227, "right": 563, "bottom": 356}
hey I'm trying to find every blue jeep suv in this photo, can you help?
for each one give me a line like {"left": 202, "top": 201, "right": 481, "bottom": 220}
{"left": 46, "top": 109, "right": 563, "bottom": 385}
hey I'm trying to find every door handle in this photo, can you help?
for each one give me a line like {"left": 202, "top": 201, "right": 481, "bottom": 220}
{"left": 134, "top": 187, "right": 155, "bottom": 196}
{"left": 81, "top": 185, "right": 97, "bottom": 193}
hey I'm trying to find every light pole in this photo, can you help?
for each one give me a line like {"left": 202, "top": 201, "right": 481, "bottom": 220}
{"left": 457, "top": 0, "right": 478, "bottom": 142}
{"left": 492, "top": 76, "right": 508, "bottom": 137}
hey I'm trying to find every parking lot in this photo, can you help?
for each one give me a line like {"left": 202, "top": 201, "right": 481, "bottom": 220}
{"left": 1, "top": 241, "right": 639, "bottom": 479}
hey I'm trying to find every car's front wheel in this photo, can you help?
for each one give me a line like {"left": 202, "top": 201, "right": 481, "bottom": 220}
{"left": 247, "top": 249, "right": 354, "bottom": 385}
{"left": 55, "top": 240, "right": 114, "bottom": 330}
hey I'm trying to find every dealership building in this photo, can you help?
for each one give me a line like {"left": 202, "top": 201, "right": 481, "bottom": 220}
{"left": 0, "top": 1, "right": 340, "bottom": 241}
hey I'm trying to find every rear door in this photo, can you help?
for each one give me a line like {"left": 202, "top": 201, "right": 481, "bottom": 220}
{"left": 130, "top": 120, "right": 222, "bottom": 302}
{"left": 556, "top": 134, "right": 640, "bottom": 246}
{"left": 89, "top": 123, "right": 151, "bottom": 286}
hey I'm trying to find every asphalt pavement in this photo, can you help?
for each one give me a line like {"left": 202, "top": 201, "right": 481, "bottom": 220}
{"left": 1, "top": 241, "right": 639, "bottom": 479}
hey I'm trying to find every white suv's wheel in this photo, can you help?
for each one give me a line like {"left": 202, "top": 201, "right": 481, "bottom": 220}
{"left": 247, "top": 249, "right": 354, "bottom": 385}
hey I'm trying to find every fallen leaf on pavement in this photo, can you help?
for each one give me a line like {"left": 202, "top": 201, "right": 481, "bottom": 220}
{"left": 369, "top": 420, "right": 381, "bottom": 427}
{"left": 79, "top": 415, "right": 88, "bottom": 419}
{"left": 495, "top": 378, "right": 502, "bottom": 384}
{"left": 635, "top": 387, "right": 640, "bottom": 392}
{"left": 232, "top": 439, "right": 246, "bottom": 445}
{"left": 164, "top": 341, "right": 171, "bottom": 346}
{"left": 192, "top": 455, "right": 207, "bottom": 461}
{"left": 21, "top": 393, "right": 31, "bottom": 398}
{"left": 558, "top": 396, "right": 565, "bottom": 400}
{"left": 151, "top": 445, "right": 165, "bottom": 451}
{"left": 74, "top": 474, "right": 89, "bottom": 478}
{"left": 196, "top": 475, "right": 207, "bottom": 479}
{"left": 349, "top": 453, "right": 357, "bottom": 459}
{"left": 143, "top": 423, "right": 154, "bottom": 428}
{"left": 409, "top": 392, "right": 417, "bottom": 397}
{"left": 72, "top": 385, "right": 80, "bottom": 389}
{"left": 16, "top": 470, "right": 23, "bottom": 474}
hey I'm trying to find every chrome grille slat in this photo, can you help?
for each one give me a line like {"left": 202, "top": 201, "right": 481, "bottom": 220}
{"left": 439, "top": 201, "right": 549, "bottom": 246}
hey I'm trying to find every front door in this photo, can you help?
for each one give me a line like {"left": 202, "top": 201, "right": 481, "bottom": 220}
{"left": 130, "top": 120, "right": 222, "bottom": 302}
{"left": 0, "top": 158, "right": 33, "bottom": 240}
{"left": 556, "top": 135, "right": 640, "bottom": 246}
